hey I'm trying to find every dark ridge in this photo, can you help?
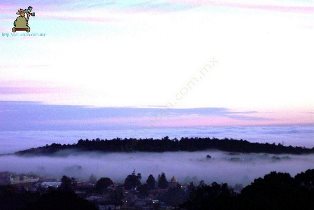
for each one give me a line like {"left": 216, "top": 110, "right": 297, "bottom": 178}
{"left": 15, "top": 137, "right": 314, "bottom": 156}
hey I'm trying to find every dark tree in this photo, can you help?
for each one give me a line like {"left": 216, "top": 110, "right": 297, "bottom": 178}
{"left": 25, "top": 190, "right": 97, "bottom": 210}
{"left": 187, "top": 182, "right": 196, "bottom": 193}
{"left": 158, "top": 173, "right": 169, "bottom": 189}
{"left": 95, "top": 177, "right": 114, "bottom": 193}
{"left": 124, "top": 171, "right": 141, "bottom": 190}
{"left": 0, "top": 185, "right": 39, "bottom": 210}
{"left": 295, "top": 169, "right": 314, "bottom": 188}
{"left": 110, "top": 186, "right": 124, "bottom": 207}
{"left": 182, "top": 182, "right": 235, "bottom": 210}
{"left": 138, "top": 184, "right": 149, "bottom": 197}
{"left": 159, "top": 185, "right": 187, "bottom": 207}
{"left": 235, "top": 171, "right": 314, "bottom": 210}
{"left": 240, "top": 172, "right": 305, "bottom": 210}
{"left": 146, "top": 174, "right": 156, "bottom": 190}
{"left": 0, "top": 186, "right": 97, "bottom": 210}
{"left": 60, "top": 176, "right": 76, "bottom": 192}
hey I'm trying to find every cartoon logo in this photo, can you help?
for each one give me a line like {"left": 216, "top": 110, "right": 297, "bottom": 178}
{"left": 12, "top": 6, "right": 35, "bottom": 33}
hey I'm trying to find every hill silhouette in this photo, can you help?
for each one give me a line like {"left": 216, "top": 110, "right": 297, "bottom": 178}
{"left": 15, "top": 137, "right": 314, "bottom": 156}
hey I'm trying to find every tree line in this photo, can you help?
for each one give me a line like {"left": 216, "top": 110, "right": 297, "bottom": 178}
{"left": 16, "top": 137, "right": 314, "bottom": 155}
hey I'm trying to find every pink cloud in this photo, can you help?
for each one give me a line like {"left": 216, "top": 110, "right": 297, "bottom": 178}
{"left": 41, "top": 15, "right": 117, "bottom": 23}
{"left": 2, "top": 1, "right": 314, "bottom": 16}
{"left": 220, "top": 2, "right": 314, "bottom": 13}
{"left": 45, "top": 111, "right": 312, "bottom": 128}
{"left": 0, "top": 80, "right": 68, "bottom": 95}
{"left": 0, "top": 4, "right": 16, "bottom": 10}
{"left": 0, "top": 87, "right": 60, "bottom": 95}
{"left": 136, "top": 113, "right": 314, "bottom": 127}
{"left": 254, "top": 111, "right": 314, "bottom": 126}
{"left": 35, "top": 116, "right": 252, "bottom": 128}
{"left": 37, "top": 116, "right": 145, "bottom": 126}
{"left": 169, "top": 0, "right": 314, "bottom": 14}
{"left": 0, "top": 26, "right": 7, "bottom": 31}
{"left": 134, "top": 115, "right": 271, "bottom": 127}
{"left": 0, "top": 64, "right": 49, "bottom": 69}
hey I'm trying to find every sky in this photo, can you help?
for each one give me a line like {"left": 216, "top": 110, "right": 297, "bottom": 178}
{"left": 0, "top": 0, "right": 314, "bottom": 129}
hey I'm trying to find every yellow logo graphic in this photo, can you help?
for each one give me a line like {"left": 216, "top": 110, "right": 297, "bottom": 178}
{"left": 12, "top": 6, "right": 35, "bottom": 33}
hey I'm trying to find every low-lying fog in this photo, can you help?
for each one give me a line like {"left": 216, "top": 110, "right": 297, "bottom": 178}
{"left": 1, "top": 151, "right": 314, "bottom": 186}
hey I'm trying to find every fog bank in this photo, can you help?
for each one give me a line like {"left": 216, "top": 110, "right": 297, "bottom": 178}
{"left": 1, "top": 151, "right": 314, "bottom": 186}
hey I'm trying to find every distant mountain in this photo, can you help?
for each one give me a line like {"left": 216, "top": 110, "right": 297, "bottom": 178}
{"left": 15, "top": 137, "right": 314, "bottom": 156}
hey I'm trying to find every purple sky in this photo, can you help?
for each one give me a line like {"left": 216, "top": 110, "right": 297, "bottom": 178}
{"left": 0, "top": 0, "right": 313, "bottom": 129}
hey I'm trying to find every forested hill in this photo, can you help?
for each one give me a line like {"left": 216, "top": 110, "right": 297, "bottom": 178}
{"left": 15, "top": 137, "right": 314, "bottom": 156}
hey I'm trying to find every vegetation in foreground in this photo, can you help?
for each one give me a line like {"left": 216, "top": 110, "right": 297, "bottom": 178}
{"left": 1, "top": 169, "right": 314, "bottom": 210}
